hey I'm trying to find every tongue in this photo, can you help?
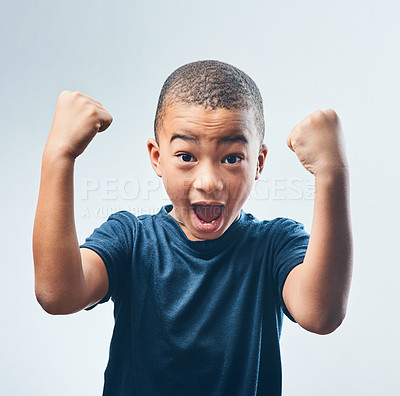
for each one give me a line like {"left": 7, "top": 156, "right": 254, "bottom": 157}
{"left": 194, "top": 205, "right": 223, "bottom": 223}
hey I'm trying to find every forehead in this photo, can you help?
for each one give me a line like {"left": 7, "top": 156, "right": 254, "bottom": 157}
{"left": 159, "top": 103, "right": 258, "bottom": 144}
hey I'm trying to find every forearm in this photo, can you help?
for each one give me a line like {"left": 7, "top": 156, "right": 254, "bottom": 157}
{"left": 297, "top": 168, "right": 353, "bottom": 332}
{"left": 33, "top": 147, "right": 86, "bottom": 314}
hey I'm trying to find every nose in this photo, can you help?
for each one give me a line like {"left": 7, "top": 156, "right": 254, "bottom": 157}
{"left": 193, "top": 163, "right": 224, "bottom": 194}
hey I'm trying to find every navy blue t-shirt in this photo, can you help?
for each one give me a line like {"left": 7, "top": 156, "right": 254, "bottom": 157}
{"left": 81, "top": 204, "right": 310, "bottom": 395}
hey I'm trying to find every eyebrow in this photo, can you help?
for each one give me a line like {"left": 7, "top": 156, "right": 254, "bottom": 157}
{"left": 170, "top": 132, "right": 249, "bottom": 145}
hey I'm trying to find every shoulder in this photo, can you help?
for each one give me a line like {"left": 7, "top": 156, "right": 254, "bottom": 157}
{"left": 96, "top": 207, "right": 170, "bottom": 234}
{"left": 108, "top": 210, "right": 138, "bottom": 222}
{"left": 267, "top": 217, "right": 307, "bottom": 233}
{"left": 106, "top": 209, "right": 162, "bottom": 225}
{"left": 240, "top": 212, "right": 309, "bottom": 248}
{"left": 102, "top": 210, "right": 140, "bottom": 231}
{"left": 242, "top": 212, "right": 305, "bottom": 234}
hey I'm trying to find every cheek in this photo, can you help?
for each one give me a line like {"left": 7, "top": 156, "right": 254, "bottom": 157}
{"left": 227, "top": 170, "right": 254, "bottom": 201}
{"left": 162, "top": 170, "right": 192, "bottom": 202}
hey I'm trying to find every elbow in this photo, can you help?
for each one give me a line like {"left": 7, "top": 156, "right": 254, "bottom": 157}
{"left": 35, "top": 289, "right": 76, "bottom": 315}
{"left": 311, "top": 317, "right": 344, "bottom": 335}
{"left": 35, "top": 290, "right": 62, "bottom": 315}
{"left": 300, "top": 312, "right": 346, "bottom": 335}
{"left": 36, "top": 297, "right": 57, "bottom": 315}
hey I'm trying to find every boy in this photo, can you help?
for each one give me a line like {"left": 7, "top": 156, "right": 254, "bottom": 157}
{"left": 33, "top": 60, "right": 353, "bottom": 395}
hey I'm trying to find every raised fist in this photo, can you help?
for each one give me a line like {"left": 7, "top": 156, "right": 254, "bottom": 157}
{"left": 46, "top": 90, "right": 113, "bottom": 159}
{"left": 287, "top": 109, "right": 347, "bottom": 176}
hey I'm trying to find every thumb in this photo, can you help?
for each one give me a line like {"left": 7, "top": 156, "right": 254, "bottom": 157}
{"left": 286, "top": 136, "right": 295, "bottom": 152}
{"left": 97, "top": 110, "right": 113, "bottom": 133}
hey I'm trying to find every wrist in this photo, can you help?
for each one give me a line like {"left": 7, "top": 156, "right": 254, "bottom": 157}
{"left": 314, "top": 165, "right": 349, "bottom": 195}
{"left": 42, "top": 142, "right": 76, "bottom": 167}
{"left": 313, "top": 160, "right": 349, "bottom": 181}
{"left": 43, "top": 135, "right": 77, "bottom": 163}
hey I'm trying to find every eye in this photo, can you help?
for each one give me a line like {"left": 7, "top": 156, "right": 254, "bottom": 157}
{"left": 178, "top": 153, "right": 196, "bottom": 162}
{"left": 223, "top": 155, "right": 243, "bottom": 164}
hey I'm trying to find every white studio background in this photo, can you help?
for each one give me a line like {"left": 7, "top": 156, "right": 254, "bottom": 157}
{"left": 1, "top": 0, "right": 399, "bottom": 395}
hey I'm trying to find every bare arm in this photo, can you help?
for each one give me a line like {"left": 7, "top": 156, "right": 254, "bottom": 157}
{"left": 283, "top": 110, "right": 353, "bottom": 335}
{"left": 33, "top": 91, "right": 112, "bottom": 314}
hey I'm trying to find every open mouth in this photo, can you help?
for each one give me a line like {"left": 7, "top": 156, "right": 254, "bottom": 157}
{"left": 192, "top": 204, "right": 224, "bottom": 224}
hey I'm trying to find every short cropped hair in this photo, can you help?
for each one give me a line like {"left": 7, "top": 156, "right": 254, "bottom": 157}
{"left": 154, "top": 60, "right": 265, "bottom": 146}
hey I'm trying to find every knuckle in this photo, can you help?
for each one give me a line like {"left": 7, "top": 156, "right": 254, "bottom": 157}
{"left": 292, "top": 125, "right": 302, "bottom": 137}
{"left": 291, "top": 124, "right": 300, "bottom": 133}
{"left": 86, "top": 106, "right": 98, "bottom": 117}
{"left": 325, "top": 108, "right": 338, "bottom": 120}
{"left": 59, "top": 90, "right": 73, "bottom": 102}
{"left": 309, "top": 109, "right": 325, "bottom": 124}
{"left": 59, "top": 90, "right": 84, "bottom": 103}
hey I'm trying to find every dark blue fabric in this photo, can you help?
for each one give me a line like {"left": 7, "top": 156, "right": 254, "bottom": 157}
{"left": 80, "top": 204, "right": 310, "bottom": 396}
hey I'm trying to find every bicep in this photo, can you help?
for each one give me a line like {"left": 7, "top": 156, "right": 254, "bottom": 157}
{"left": 80, "top": 247, "right": 109, "bottom": 310}
{"left": 282, "top": 263, "right": 303, "bottom": 323}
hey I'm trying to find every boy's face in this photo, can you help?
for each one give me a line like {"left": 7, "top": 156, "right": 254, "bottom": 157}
{"left": 147, "top": 103, "right": 267, "bottom": 241}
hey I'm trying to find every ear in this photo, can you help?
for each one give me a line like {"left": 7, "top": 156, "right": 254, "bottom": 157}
{"left": 255, "top": 143, "right": 268, "bottom": 180}
{"left": 147, "top": 138, "right": 163, "bottom": 178}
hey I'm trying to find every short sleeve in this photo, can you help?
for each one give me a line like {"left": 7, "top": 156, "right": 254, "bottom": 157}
{"left": 80, "top": 211, "right": 136, "bottom": 310}
{"left": 271, "top": 218, "right": 310, "bottom": 322}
